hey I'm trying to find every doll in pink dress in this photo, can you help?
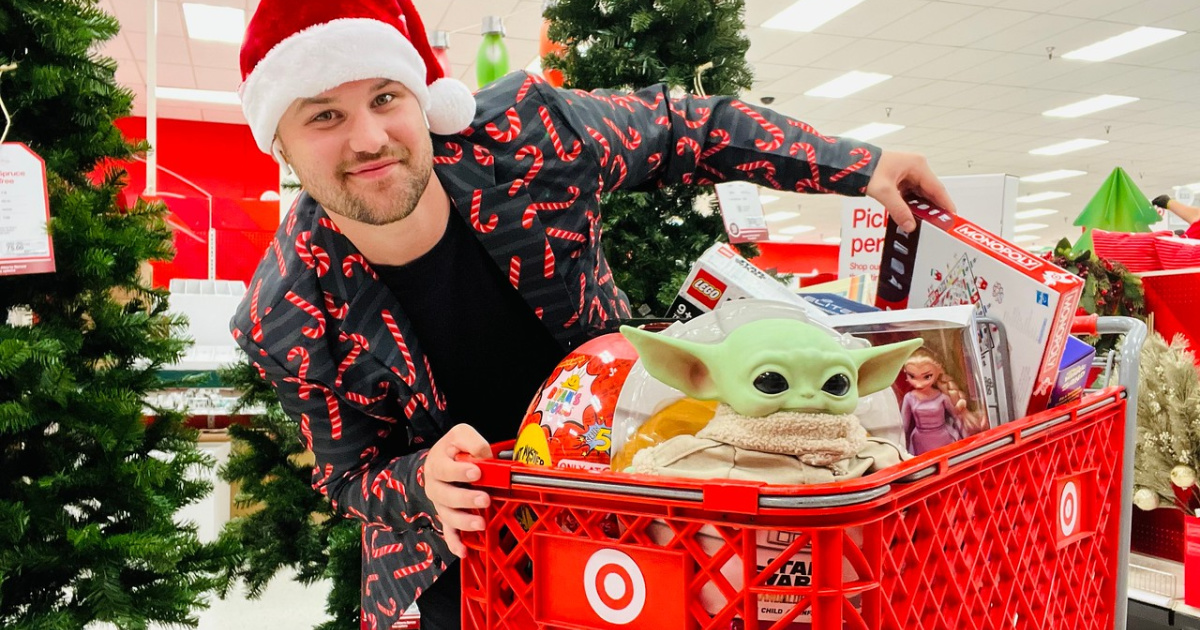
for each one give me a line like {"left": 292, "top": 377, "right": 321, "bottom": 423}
{"left": 900, "top": 350, "right": 976, "bottom": 456}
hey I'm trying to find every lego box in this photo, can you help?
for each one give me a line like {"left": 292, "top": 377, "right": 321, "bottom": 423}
{"left": 875, "top": 198, "right": 1083, "bottom": 418}
{"left": 667, "top": 243, "right": 828, "bottom": 321}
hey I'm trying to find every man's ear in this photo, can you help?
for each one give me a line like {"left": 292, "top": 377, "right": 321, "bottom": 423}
{"left": 852, "top": 338, "right": 924, "bottom": 396}
{"left": 620, "top": 326, "right": 720, "bottom": 400}
{"left": 271, "top": 137, "right": 294, "bottom": 175}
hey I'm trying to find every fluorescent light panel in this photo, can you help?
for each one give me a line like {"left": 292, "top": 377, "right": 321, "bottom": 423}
{"left": 1014, "top": 223, "right": 1049, "bottom": 233}
{"left": 1016, "top": 208, "right": 1059, "bottom": 219}
{"left": 762, "top": 0, "right": 867, "bottom": 32}
{"left": 841, "top": 122, "right": 904, "bottom": 141}
{"left": 1017, "top": 191, "right": 1069, "bottom": 204}
{"left": 764, "top": 211, "right": 800, "bottom": 222}
{"left": 822, "top": 236, "right": 842, "bottom": 244}
{"left": 1043, "top": 94, "right": 1138, "bottom": 118}
{"left": 156, "top": 87, "right": 241, "bottom": 105}
{"left": 778, "top": 225, "right": 816, "bottom": 235}
{"left": 182, "top": 3, "right": 245, "bottom": 44}
{"left": 1013, "top": 234, "right": 1040, "bottom": 243}
{"left": 1021, "top": 170, "right": 1087, "bottom": 183}
{"left": 1030, "top": 139, "right": 1107, "bottom": 156}
{"left": 806, "top": 71, "right": 892, "bottom": 98}
{"left": 1063, "top": 26, "right": 1185, "bottom": 62}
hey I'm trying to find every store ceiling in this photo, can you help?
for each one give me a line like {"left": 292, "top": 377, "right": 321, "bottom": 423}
{"left": 98, "top": 0, "right": 1200, "bottom": 251}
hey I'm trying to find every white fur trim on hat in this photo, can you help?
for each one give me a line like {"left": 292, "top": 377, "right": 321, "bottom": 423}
{"left": 240, "top": 18, "right": 430, "bottom": 154}
{"left": 425, "top": 78, "right": 476, "bottom": 135}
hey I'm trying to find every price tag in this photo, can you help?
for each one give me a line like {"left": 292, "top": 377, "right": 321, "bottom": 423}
{"left": 714, "top": 181, "right": 769, "bottom": 243}
{"left": 0, "top": 143, "right": 55, "bottom": 275}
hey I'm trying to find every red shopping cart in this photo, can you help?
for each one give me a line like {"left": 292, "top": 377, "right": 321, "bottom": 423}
{"left": 461, "top": 316, "right": 1145, "bottom": 630}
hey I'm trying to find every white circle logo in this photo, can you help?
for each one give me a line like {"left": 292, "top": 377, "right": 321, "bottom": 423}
{"left": 1060, "top": 481, "right": 1079, "bottom": 537}
{"left": 583, "top": 549, "right": 646, "bottom": 625}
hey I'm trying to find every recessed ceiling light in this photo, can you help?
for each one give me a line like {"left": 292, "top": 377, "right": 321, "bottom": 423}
{"left": 805, "top": 71, "right": 892, "bottom": 98}
{"left": 1013, "top": 234, "right": 1040, "bottom": 243}
{"left": 182, "top": 3, "right": 246, "bottom": 44}
{"left": 764, "top": 211, "right": 800, "bottom": 222}
{"left": 1021, "top": 170, "right": 1087, "bottom": 183}
{"left": 156, "top": 87, "right": 241, "bottom": 105}
{"left": 778, "top": 225, "right": 816, "bottom": 235}
{"left": 1043, "top": 95, "right": 1138, "bottom": 118}
{"left": 762, "top": 0, "right": 867, "bottom": 33}
{"left": 1016, "top": 192, "right": 1069, "bottom": 204}
{"left": 1029, "top": 139, "right": 1107, "bottom": 156}
{"left": 1014, "top": 223, "right": 1049, "bottom": 233}
{"left": 840, "top": 122, "right": 904, "bottom": 141}
{"left": 822, "top": 236, "right": 842, "bottom": 244}
{"left": 1015, "top": 208, "right": 1059, "bottom": 219}
{"left": 760, "top": 195, "right": 780, "bottom": 205}
{"left": 1063, "top": 26, "right": 1185, "bottom": 62}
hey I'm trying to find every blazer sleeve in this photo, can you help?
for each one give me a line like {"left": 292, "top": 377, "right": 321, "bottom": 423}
{"left": 537, "top": 79, "right": 881, "bottom": 198}
{"left": 241, "top": 343, "right": 442, "bottom": 536}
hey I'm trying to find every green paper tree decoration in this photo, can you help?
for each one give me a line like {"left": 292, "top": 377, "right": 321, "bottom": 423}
{"left": 1072, "top": 166, "right": 1161, "bottom": 254}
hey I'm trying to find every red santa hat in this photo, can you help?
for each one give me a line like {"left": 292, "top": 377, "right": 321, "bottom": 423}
{"left": 238, "top": 0, "right": 476, "bottom": 156}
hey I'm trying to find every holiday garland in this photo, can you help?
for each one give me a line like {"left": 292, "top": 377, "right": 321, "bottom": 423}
{"left": 1043, "top": 237, "right": 1146, "bottom": 354}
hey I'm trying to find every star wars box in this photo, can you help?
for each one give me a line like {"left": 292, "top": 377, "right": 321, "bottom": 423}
{"left": 875, "top": 198, "right": 1084, "bottom": 418}
{"left": 667, "top": 243, "right": 829, "bottom": 321}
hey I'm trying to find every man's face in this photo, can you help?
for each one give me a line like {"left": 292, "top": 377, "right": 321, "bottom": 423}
{"left": 275, "top": 78, "right": 432, "bottom": 226}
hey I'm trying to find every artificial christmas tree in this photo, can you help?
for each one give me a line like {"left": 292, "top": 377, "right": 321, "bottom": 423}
{"left": 543, "top": 0, "right": 757, "bottom": 313}
{"left": 0, "top": 1, "right": 236, "bottom": 628}
{"left": 1073, "top": 166, "right": 1161, "bottom": 255}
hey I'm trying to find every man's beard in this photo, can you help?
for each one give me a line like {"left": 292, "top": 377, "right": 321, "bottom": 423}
{"left": 301, "top": 145, "right": 432, "bottom": 226}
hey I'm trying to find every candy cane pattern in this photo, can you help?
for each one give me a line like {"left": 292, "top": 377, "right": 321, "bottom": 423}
{"left": 545, "top": 226, "right": 587, "bottom": 244}
{"left": 469, "top": 189, "right": 498, "bottom": 234}
{"left": 381, "top": 310, "right": 416, "bottom": 386}
{"left": 295, "top": 232, "right": 331, "bottom": 276}
{"left": 370, "top": 468, "right": 409, "bottom": 503}
{"left": 789, "top": 141, "right": 822, "bottom": 186}
{"left": 485, "top": 107, "right": 522, "bottom": 143}
{"left": 286, "top": 346, "right": 311, "bottom": 380}
{"left": 336, "top": 331, "right": 370, "bottom": 388}
{"left": 584, "top": 126, "right": 611, "bottom": 167}
{"left": 432, "top": 141, "right": 463, "bottom": 165}
{"left": 787, "top": 119, "right": 837, "bottom": 144}
{"left": 732, "top": 101, "right": 784, "bottom": 152}
{"left": 403, "top": 393, "right": 429, "bottom": 419}
{"left": 342, "top": 254, "right": 377, "bottom": 280}
{"left": 610, "top": 155, "right": 628, "bottom": 189}
{"left": 270, "top": 237, "right": 287, "bottom": 276}
{"left": 365, "top": 573, "right": 379, "bottom": 597}
{"left": 701, "top": 129, "right": 731, "bottom": 161}
{"left": 314, "top": 463, "right": 335, "bottom": 488}
{"left": 375, "top": 599, "right": 397, "bottom": 617}
{"left": 647, "top": 152, "right": 662, "bottom": 173}
{"left": 248, "top": 279, "right": 267, "bottom": 343}
{"left": 508, "top": 145, "right": 544, "bottom": 196}
{"left": 543, "top": 241, "right": 556, "bottom": 278}
{"left": 285, "top": 291, "right": 326, "bottom": 339}
{"left": 425, "top": 360, "right": 447, "bottom": 411}
{"left": 735, "top": 160, "right": 782, "bottom": 189}
{"left": 473, "top": 145, "right": 494, "bottom": 166}
{"left": 509, "top": 256, "right": 521, "bottom": 289}
{"left": 342, "top": 381, "right": 388, "bottom": 406}
{"left": 668, "top": 104, "right": 712, "bottom": 129}
{"left": 393, "top": 542, "right": 435, "bottom": 579}
{"left": 284, "top": 210, "right": 298, "bottom": 237}
{"left": 324, "top": 292, "right": 348, "bottom": 319}
{"left": 522, "top": 186, "right": 581, "bottom": 228}
{"left": 515, "top": 73, "right": 535, "bottom": 102}
{"left": 318, "top": 217, "right": 341, "bottom": 233}
{"left": 676, "top": 136, "right": 702, "bottom": 164}
{"left": 538, "top": 106, "right": 582, "bottom": 161}
{"left": 603, "top": 118, "right": 642, "bottom": 151}
{"left": 829, "top": 147, "right": 872, "bottom": 183}
{"left": 299, "top": 413, "right": 313, "bottom": 450}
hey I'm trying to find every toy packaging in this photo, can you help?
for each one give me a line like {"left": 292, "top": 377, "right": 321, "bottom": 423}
{"left": 797, "top": 292, "right": 880, "bottom": 316}
{"left": 666, "top": 242, "right": 829, "bottom": 321}
{"left": 1050, "top": 335, "right": 1097, "bottom": 408}
{"left": 874, "top": 198, "right": 1084, "bottom": 418}
{"left": 824, "top": 305, "right": 993, "bottom": 455}
{"left": 798, "top": 273, "right": 877, "bottom": 305}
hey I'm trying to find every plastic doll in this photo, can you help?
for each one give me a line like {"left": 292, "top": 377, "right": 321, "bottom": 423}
{"left": 899, "top": 349, "right": 979, "bottom": 455}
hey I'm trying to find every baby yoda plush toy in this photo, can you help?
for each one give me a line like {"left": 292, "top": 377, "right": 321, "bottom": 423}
{"left": 620, "top": 319, "right": 923, "bottom": 484}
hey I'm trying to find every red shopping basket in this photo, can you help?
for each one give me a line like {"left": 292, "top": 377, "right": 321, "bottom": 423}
{"left": 461, "top": 317, "right": 1145, "bottom": 630}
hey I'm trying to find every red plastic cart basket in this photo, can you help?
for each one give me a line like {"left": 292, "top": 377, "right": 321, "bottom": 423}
{"left": 461, "top": 316, "right": 1145, "bottom": 630}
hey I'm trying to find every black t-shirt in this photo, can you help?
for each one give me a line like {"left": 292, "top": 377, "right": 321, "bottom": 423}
{"left": 374, "top": 209, "right": 566, "bottom": 444}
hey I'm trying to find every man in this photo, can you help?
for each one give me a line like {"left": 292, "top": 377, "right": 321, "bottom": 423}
{"left": 230, "top": 0, "right": 957, "bottom": 628}
{"left": 1152, "top": 194, "right": 1200, "bottom": 238}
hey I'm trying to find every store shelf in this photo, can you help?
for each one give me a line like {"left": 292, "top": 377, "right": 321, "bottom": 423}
{"left": 1130, "top": 553, "right": 1200, "bottom": 629}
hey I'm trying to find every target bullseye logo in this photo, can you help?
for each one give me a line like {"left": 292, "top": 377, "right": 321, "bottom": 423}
{"left": 583, "top": 549, "right": 647, "bottom": 625}
{"left": 1059, "top": 480, "right": 1079, "bottom": 538}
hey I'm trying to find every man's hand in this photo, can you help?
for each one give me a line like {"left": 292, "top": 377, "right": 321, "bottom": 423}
{"left": 424, "top": 424, "right": 492, "bottom": 558}
{"left": 865, "top": 151, "right": 956, "bottom": 232}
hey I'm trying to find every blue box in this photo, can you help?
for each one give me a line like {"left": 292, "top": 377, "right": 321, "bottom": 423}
{"left": 1051, "top": 335, "right": 1096, "bottom": 408}
{"left": 797, "top": 293, "right": 880, "bottom": 316}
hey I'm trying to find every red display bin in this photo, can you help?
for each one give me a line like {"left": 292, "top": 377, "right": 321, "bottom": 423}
{"left": 461, "top": 318, "right": 1146, "bottom": 630}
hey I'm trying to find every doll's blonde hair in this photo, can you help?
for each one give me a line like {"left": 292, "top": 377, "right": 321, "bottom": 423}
{"left": 904, "top": 349, "right": 987, "bottom": 434}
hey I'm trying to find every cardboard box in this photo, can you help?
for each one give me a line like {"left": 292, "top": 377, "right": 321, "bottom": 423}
{"left": 798, "top": 292, "right": 880, "bottom": 316}
{"left": 875, "top": 198, "right": 1084, "bottom": 418}
{"left": 667, "top": 243, "right": 828, "bottom": 321}
{"left": 1050, "top": 336, "right": 1096, "bottom": 408}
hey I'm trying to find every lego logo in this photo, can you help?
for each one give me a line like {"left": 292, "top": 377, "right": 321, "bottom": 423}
{"left": 692, "top": 279, "right": 722, "bottom": 301}
{"left": 1059, "top": 481, "right": 1079, "bottom": 538}
{"left": 583, "top": 549, "right": 646, "bottom": 625}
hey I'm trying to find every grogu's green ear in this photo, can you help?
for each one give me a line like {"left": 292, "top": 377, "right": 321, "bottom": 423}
{"left": 620, "top": 326, "right": 720, "bottom": 400}
{"left": 851, "top": 337, "right": 924, "bottom": 396}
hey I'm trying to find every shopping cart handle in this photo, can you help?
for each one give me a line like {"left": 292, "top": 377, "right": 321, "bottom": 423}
{"left": 1071, "top": 314, "right": 1099, "bottom": 335}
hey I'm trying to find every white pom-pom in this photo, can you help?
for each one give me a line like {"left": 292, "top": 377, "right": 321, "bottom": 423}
{"left": 425, "top": 78, "right": 476, "bottom": 135}
{"left": 1172, "top": 465, "right": 1197, "bottom": 489}
{"left": 1134, "top": 487, "right": 1161, "bottom": 511}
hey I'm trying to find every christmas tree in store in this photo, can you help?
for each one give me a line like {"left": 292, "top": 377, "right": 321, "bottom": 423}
{"left": 1073, "top": 166, "right": 1161, "bottom": 255}
{"left": 544, "top": 0, "right": 757, "bottom": 313}
{"left": 0, "top": 1, "right": 235, "bottom": 628}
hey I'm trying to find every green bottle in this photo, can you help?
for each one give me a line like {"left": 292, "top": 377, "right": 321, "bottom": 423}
{"left": 476, "top": 15, "right": 509, "bottom": 88}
